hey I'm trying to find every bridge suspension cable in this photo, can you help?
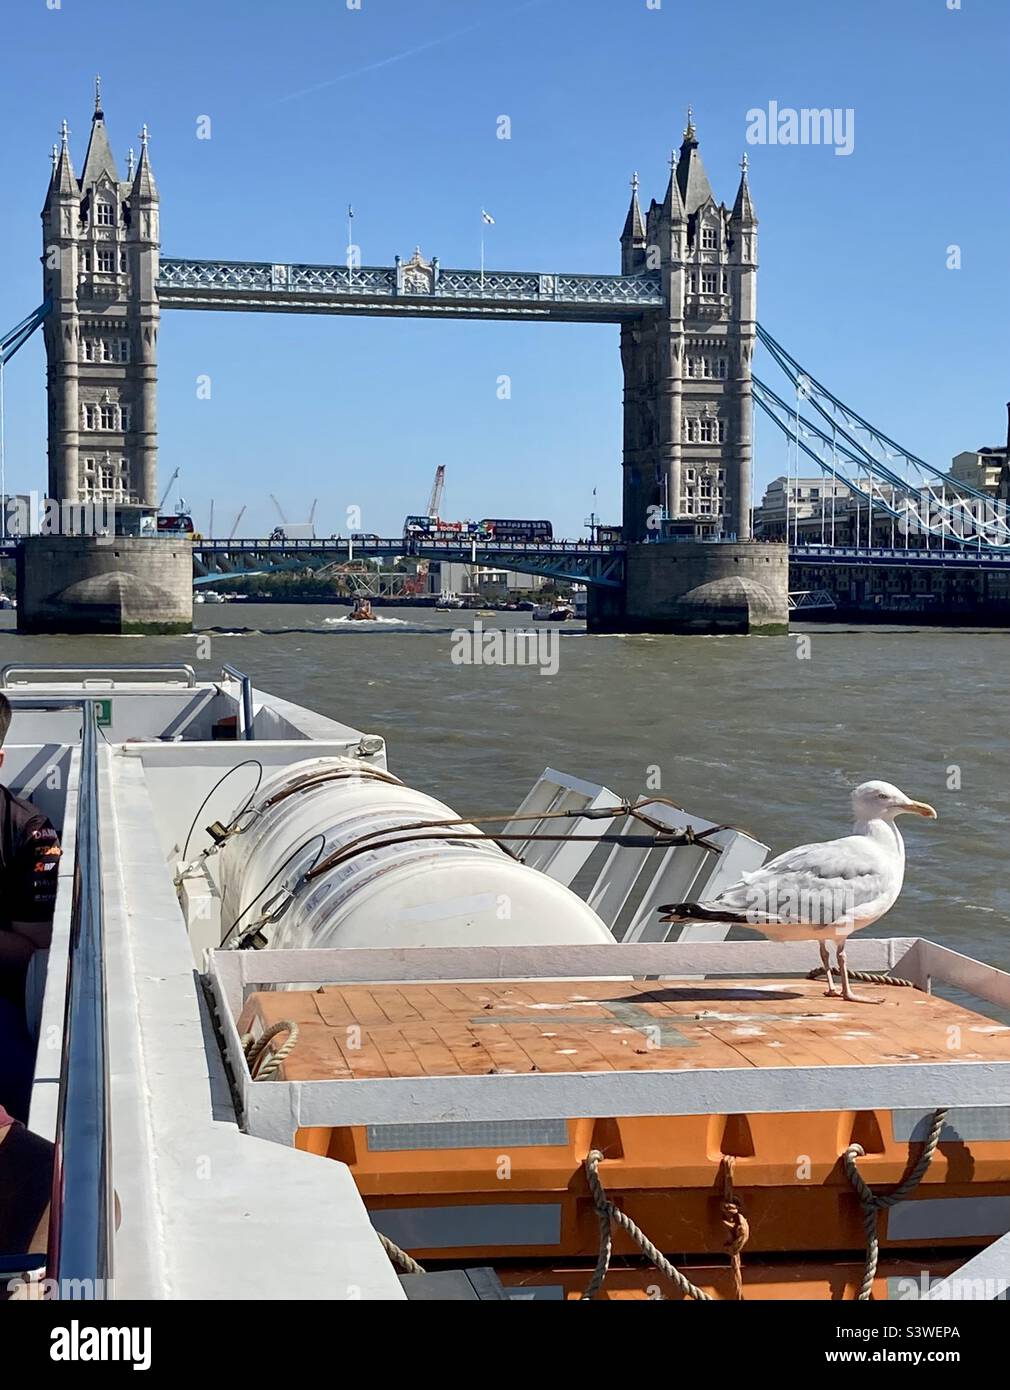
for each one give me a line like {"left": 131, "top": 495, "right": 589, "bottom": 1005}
{"left": 0, "top": 301, "right": 52, "bottom": 541}
{"left": 755, "top": 323, "right": 1010, "bottom": 549}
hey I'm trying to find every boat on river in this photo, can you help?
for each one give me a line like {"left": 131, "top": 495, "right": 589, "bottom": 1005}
{"left": 347, "top": 598, "right": 378, "bottom": 621}
{"left": 3, "top": 663, "right": 1010, "bottom": 1302}
{"left": 533, "top": 601, "right": 576, "bottom": 621}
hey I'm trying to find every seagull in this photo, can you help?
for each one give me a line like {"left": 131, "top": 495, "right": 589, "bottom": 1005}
{"left": 659, "top": 781, "right": 937, "bottom": 1003}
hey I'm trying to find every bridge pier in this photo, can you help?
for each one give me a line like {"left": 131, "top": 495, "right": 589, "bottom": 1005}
{"left": 589, "top": 540, "right": 789, "bottom": 634}
{"left": 16, "top": 536, "right": 192, "bottom": 635}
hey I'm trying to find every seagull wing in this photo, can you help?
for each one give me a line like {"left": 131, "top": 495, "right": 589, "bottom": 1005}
{"left": 664, "top": 833, "right": 897, "bottom": 928}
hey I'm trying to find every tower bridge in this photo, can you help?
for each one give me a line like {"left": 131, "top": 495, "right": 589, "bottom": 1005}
{"left": 3, "top": 85, "right": 999, "bottom": 633}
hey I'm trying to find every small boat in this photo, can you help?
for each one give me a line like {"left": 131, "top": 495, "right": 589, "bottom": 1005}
{"left": 0, "top": 592, "right": 16, "bottom": 610}
{"left": 533, "top": 601, "right": 575, "bottom": 621}
{"left": 347, "top": 597, "right": 378, "bottom": 621}
{"left": 435, "top": 590, "right": 465, "bottom": 610}
{"left": 195, "top": 589, "right": 227, "bottom": 605}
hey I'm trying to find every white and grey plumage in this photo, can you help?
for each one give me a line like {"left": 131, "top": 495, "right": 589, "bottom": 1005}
{"left": 661, "top": 781, "right": 937, "bottom": 1002}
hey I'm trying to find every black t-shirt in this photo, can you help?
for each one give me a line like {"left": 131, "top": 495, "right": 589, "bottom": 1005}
{"left": 0, "top": 785, "right": 61, "bottom": 933}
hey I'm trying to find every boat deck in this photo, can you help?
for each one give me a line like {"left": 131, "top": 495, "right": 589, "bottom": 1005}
{"left": 241, "top": 977, "right": 1010, "bottom": 1080}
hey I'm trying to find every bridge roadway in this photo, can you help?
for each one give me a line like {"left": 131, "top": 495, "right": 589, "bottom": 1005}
{"left": 157, "top": 259, "right": 666, "bottom": 323}
{"left": 189, "top": 535, "right": 628, "bottom": 588}
{"left": 3, "top": 537, "right": 1009, "bottom": 591}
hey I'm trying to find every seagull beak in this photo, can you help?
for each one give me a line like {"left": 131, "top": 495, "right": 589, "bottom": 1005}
{"left": 903, "top": 799, "right": 938, "bottom": 819}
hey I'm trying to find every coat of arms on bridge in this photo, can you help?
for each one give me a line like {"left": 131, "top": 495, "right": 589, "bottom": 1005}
{"left": 397, "top": 247, "right": 435, "bottom": 295}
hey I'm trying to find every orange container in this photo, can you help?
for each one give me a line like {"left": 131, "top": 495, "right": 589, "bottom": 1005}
{"left": 239, "top": 981, "right": 1010, "bottom": 1260}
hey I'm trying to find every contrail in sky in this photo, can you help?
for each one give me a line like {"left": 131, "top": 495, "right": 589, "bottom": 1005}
{"left": 273, "top": 0, "right": 556, "bottom": 105}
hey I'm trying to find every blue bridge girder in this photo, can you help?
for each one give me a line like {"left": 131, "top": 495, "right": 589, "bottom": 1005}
{"left": 190, "top": 536, "right": 628, "bottom": 588}
{"left": 789, "top": 544, "right": 1010, "bottom": 571}
{"left": 157, "top": 258, "right": 665, "bottom": 323}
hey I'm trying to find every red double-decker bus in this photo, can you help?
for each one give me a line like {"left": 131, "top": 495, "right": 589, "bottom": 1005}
{"left": 479, "top": 518, "right": 553, "bottom": 542}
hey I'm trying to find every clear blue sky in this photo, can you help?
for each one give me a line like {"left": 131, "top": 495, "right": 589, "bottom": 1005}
{"left": 1, "top": 0, "right": 1007, "bottom": 537}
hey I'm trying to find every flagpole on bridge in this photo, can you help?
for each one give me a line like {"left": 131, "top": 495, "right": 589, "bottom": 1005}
{"left": 480, "top": 209, "right": 495, "bottom": 289}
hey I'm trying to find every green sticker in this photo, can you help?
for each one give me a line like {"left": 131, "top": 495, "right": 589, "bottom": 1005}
{"left": 96, "top": 698, "right": 112, "bottom": 728}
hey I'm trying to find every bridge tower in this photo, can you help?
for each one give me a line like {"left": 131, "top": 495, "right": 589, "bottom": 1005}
{"left": 41, "top": 80, "right": 160, "bottom": 519}
{"left": 620, "top": 113, "right": 757, "bottom": 542}
{"left": 20, "top": 85, "right": 188, "bottom": 634}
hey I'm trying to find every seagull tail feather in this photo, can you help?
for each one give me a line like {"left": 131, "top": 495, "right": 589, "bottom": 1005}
{"left": 658, "top": 901, "right": 749, "bottom": 923}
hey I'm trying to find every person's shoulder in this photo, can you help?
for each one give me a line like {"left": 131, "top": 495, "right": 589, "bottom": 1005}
{"left": 0, "top": 784, "right": 57, "bottom": 842}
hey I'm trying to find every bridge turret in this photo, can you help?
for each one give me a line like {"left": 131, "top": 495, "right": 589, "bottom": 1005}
{"left": 728, "top": 153, "right": 758, "bottom": 541}
{"left": 41, "top": 120, "right": 82, "bottom": 504}
{"left": 127, "top": 126, "right": 160, "bottom": 511}
{"left": 619, "top": 172, "right": 647, "bottom": 274}
{"left": 79, "top": 78, "right": 120, "bottom": 187}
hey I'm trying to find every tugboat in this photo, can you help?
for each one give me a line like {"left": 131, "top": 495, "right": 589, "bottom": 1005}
{"left": 347, "top": 597, "right": 378, "bottom": 621}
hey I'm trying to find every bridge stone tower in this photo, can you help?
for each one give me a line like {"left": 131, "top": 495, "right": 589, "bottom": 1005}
{"left": 41, "top": 81, "right": 160, "bottom": 518}
{"left": 19, "top": 84, "right": 189, "bottom": 634}
{"left": 620, "top": 114, "right": 757, "bottom": 542}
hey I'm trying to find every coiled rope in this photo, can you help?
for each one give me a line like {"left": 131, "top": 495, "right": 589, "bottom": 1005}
{"left": 242, "top": 1021, "right": 300, "bottom": 1081}
{"left": 842, "top": 1106, "right": 948, "bottom": 1300}
{"left": 581, "top": 1149, "right": 712, "bottom": 1301}
{"left": 377, "top": 1233, "right": 426, "bottom": 1276}
{"left": 807, "top": 967, "right": 914, "bottom": 988}
{"left": 718, "top": 1156, "right": 750, "bottom": 1300}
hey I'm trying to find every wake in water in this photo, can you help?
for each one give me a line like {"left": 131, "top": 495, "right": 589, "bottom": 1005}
{"left": 323, "top": 614, "right": 411, "bottom": 627}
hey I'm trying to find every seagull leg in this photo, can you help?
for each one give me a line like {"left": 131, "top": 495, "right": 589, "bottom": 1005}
{"left": 819, "top": 940, "right": 840, "bottom": 997}
{"left": 837, "top": 941, "right": 882, "bottom": 1005}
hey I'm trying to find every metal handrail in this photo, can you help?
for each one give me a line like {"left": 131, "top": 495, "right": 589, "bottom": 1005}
{"left": 0, "top": 663, "right": 196, "bottom": 689}
{"left": 221, "top": 664, "right": 255, "bottom": 741}
{"left": 45, "top": 699, "right": 113, "bottom": 1295}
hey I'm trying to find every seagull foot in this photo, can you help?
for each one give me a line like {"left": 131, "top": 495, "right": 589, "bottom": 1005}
{"left": 840, "top": 990, "right": 883, "bottom": 1005}
{"left": 823, "top": 985, "right": 843, "bottom": 998}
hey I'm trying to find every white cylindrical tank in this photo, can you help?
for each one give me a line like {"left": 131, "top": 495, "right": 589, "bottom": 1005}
{"left": 217, "top": 756, "right": 612, "bottom": 948}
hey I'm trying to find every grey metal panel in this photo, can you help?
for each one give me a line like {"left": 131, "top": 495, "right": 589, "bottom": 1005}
{"left": 372, "top": 1203, "right": 562, "bottom": 1250}
{"left": 886, "top": 1195, "right": 1010, "bottom": 1241}
{"left": 892, "top": 1107, "right": 1010, "bottom": 1143}
{"left": 366, "top": 1119, "right": 570, "bottom": 1152}
{"left": 507, "top": 1285, "right": 566, "bottom": 1300}
{"left": 398, "top": 1268, "right": 507, "bottom": 1301}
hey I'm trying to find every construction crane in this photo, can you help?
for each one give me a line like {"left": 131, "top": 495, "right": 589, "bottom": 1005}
{"left": 269, "top": 494, "right": 288, "bottom": 525}
{"left": 426, "top": 465, "right": 445, "bottom": 520}
{"left": 158, "top": 467, "right": 180, "bottom": 513}
{"left": 308, "top": 498, "right": 318, "bottom": 526}
{"left": 228, "top": 505, "right": 246, "bottom": 541}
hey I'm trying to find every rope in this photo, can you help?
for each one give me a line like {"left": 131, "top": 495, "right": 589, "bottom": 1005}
{"left": 240, "top": 1016, "right": 427, "bottom": 1279}
{"left": 242, "top": 1020, "right": 300, "bottom": 1080}
{"left": 303, "top": 799, "right": 740, "bottom": 884}
{"left": 580, "top": 1150, "right": 712, "bottom": 1301}
{"left": 718, "top": 1156, "right": 750, "bottom": 1300}
{"left": 807, "top": 967, "right": 914, "bottom": 988}
{"left": 842, "top": 1107, "right": 948, "bottom": 1300}
{"left": 377, "top": 1232, "right": 426, "bottom": 1276}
